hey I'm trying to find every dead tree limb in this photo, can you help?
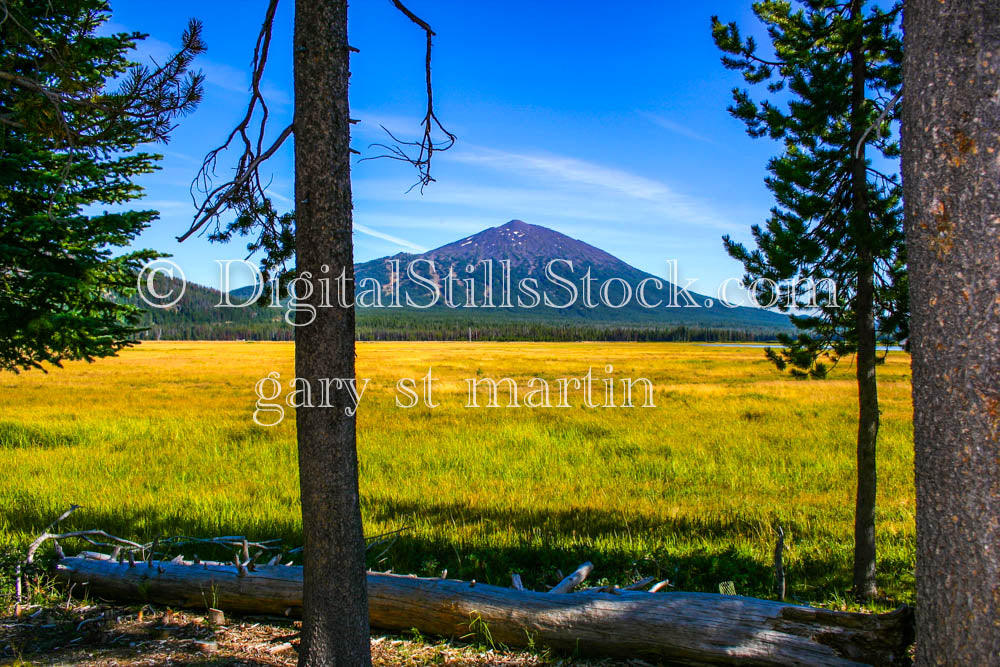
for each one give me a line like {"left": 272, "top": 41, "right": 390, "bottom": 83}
{"left": 362, "top": 0, "right": 456, "bottom": 193}
{"left": 649, "top": 579, "right": 672, "bottom": 593}
{"left": 625, "top": 576, "right": 656, "bottom": 591}
{"left": 181, "top": 0, "right": 285, "bottom": 242}
{"left": 549, "top": 561, "right": 593, "bottom": 594}
{"left": 56, "top": 554, "right": 914, "bottom": 665}
{"left": 178, "top": 0, "right": 454, "bottom": 293}
{"left": 774, "top": 524, "right": 786, "bottom": 601}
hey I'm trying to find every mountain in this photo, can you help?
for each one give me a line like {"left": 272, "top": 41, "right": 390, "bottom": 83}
{"left": 424, "top": 219, "right": 624, "bottom": 268}
{"left": 351, "top": 220, "right": 789, "bottom": 330}
{"left": 134, "top": 220, "right": 790, "bottom": 341}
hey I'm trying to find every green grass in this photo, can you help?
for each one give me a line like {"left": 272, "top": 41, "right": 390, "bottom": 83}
{"left": 0, "top": 341, "right": 914, "bottom": 610}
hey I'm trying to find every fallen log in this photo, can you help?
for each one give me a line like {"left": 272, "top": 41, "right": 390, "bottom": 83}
{"left": 56, "top": 554, "right": 912, "bottom": 665}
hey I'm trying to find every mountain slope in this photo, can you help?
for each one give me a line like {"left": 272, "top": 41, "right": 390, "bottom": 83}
{"left": 353, "top": 219, "right": 788, "bottom": 330}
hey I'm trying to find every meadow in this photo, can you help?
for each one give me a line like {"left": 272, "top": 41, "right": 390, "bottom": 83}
{"left": 0, "top": 341, "right": 915, "bottom": 609}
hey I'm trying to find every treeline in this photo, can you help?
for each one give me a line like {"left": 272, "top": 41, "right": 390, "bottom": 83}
{"left": 355, "top": 316, "right": 777, "bottom": 343}
{"left": 137, "top": 322, "right": 293, "bottom": 341}
{"left": 128, "top": 275, "right": 287, "bottom": 340}
{"left": 136, "top": 318, "right": 778, "bottom": 343}
{"left": 127, "top": 276, "right": 787, "bottom": 343}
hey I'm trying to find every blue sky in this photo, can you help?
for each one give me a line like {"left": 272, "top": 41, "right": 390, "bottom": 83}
{"left": 106, "top": 0, "right": 781, "bottom": 296}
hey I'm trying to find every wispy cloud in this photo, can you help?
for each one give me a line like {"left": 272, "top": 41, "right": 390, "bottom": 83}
{"left": 639, "top": 112, "right": 721, "bottom": 146}
{"left": 354, "top": 179, "right": 631, "bottom": 223}
{"left": 349, "top": 212, "right": 498, "bottom": 235}
{"left": 354, "top": 223, "right": 427, "bottom": 252}
{"left": 162, "top": 150, "right": 199, "bottom": 163}
{"left": 445, "top": 147, "right": 739, "bottom": 232}
{"left": 265, "top": 188, "right": 294, "bottom": 205}
{"left": 198, "top": 60, "right": 292, "bottom": 106}
{"left": 246, "top": 185, "right": 429, "bottom": 252}
{"left": 138, "top": 199, "right": 187, "bottom": 210}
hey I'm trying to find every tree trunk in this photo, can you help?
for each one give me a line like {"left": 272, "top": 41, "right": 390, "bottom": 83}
{"left": 55, "top": 555, "right": 916, "bottom": 666}
{"left": 293, "top": 1, "right": 371, "bottom": 665}
{"left": 849, "top": 0, "right": 879, "bottom": 601}
{"left": 902, "top": 0, "right": 1000, "bottom": 662}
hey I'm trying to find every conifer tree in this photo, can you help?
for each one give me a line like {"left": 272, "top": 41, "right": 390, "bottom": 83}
{"left": 712, "top": 0, "right": 904, "bottom": 599}
{"left": 903, "top": 0, "right": 999, "bottom": 660}
{"left": 0, "top": 0, "right": 204, "bottom": 371}
{"left": 178, "top": 0, "right": 452, "bottom": 660}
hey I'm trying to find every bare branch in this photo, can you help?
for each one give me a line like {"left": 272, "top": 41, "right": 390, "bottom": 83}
{"left": 181, "top": 0, "right": 455, "bottom": 289}
{"left": 25, "top": 506, "right": 144, "bottom": 564}
{"left": 180, "top": 122, "right": 293, "bottom": 241}
{"left": 855, "top": 87, "right": 902, "bottom": 158}
{"left": 361, "top": 0, "right": 456, "bottom": 193}
{"left": 25, "top": 506, "right": 406, "bottom": 576}
{"left": 182, "top": 0, "right": 284, "bottom": 241}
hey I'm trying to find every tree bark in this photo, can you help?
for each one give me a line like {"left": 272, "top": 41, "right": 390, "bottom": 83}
{"left": 293, "top": 0, "right": 371, "bottom": 664}
{"left": 849, "top": 0, "right": 879, "bottom": 601}
{"left": 902, "top": 0, "right": 1000, "bottom": 662}
{"left": 55, "top": 555, "right": 916, "bottom": 666}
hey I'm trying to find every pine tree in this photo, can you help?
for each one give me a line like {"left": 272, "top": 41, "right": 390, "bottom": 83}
{"left": 902, "top": 0, "right": 1000, "bottom": 660}
{"left": 176, "top": 0, "right": 452, "bottom": 660}
{"left": 712, "top": 0, "right": 904, "bottom": 599}
{"left": 0, "top": 0, "right": 204, "bottom": 371}
{"left": 291, "top": 1, "right": 370, "bottom": 663}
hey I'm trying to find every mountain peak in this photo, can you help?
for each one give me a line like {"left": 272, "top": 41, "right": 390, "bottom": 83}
{"left": 500, "top": 219, "right": 531, "bottom": 229}
{"left": 421, "top": 219, "right": 622, "bottom": 269}
{"left": 350, "top": 219, "right": 791, "bottom": 330}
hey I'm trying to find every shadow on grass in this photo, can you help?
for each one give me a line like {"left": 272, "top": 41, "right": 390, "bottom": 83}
{"left": 364, "top": 495, "right": 813, "bottom": 540}
{"left": 0, "top": 421, "right": 90, "bottom": 450}
{"left": 3, "top": 496, "right": 913, "bottom": 607}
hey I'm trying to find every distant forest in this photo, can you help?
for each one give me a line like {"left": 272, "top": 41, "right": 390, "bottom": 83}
{"left": 131, "top": 277, "right": 785, "bottom": 343}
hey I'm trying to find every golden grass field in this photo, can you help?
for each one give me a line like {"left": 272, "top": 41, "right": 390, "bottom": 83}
{"left": 0, "top": 341, "right": 915, "bottom": 608}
